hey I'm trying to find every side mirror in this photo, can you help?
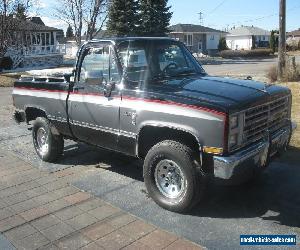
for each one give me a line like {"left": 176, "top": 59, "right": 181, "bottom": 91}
{"left": 63, "top": 73, "right": 72, "bottom": 83}
{"left": 104, "top": 82, "right": 116, "bottom": 97}
{"left": 63, "top": 68, "right": 76, "bottom": 83}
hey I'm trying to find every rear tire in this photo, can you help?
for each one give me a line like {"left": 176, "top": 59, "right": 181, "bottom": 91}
{"left": 32, "top": 117, "right": 64, "bottom": 162}
{"left": 143, "top": 140, "right": 206, "bottom": 213}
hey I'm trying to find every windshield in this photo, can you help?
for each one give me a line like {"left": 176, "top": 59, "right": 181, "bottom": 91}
{"left": 116, "top": 40, "right": 206, "bottom": 83}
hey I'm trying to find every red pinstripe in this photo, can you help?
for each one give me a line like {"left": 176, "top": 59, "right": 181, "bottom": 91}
{"left": 14, "top": 86, "right": 226, "bottom": 117}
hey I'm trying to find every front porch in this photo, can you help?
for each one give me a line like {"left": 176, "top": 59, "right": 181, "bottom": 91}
{"left": 23, "top": 31, "right": 66, "bottom": 56}
{"left": 23, "top": 44, "right": 66, "bottom": 56}
{"left": 6, "top": 30, "right": 66, "bottom": 69}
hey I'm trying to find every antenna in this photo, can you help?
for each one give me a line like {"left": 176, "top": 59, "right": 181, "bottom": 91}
{"left": 198, "top": 12, "right": 204, "bottom": 25}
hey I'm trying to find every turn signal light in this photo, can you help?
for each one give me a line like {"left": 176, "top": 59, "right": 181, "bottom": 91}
{"left": 203, "top": 146, "right": 223, "bottom": 155}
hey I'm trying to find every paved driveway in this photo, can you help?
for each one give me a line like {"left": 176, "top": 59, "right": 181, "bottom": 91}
{"left": 1, "top": 81, "right": 300, "bottom": 249}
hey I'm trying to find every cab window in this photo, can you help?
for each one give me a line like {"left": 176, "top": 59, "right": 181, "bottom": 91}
{"left": 118, "top": 45, "right": 149, "bottom": 83}
{"left": 78, "top": 45, "right": 120, "bottom": 86}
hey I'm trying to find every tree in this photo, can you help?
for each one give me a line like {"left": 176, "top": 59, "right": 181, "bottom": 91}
{"left": 106, "top": 0, "right": 138, "bottom": 37}
{"left": 66, "top": 25, "right": 74, "bottom": 38}
{"left": 85, "top": 0, "right": 108, "bottom": 40}
{"left": 14, "top": 3, "right": 28, "bottom": 20}
{"left": 270, "top": 30, "right": 276, "bottom": 53}
{"left": 270, "top": 30, "right": 279, "bottom": 53}
{"left": 139, "top": 0, "right": 172, "bottom": 36}
{"left": 251, "top": 35, "right": 256, "bottom": 50}
{"left": 55, "top": 0, "right": 107, "bottom": 46}
{"left": 0, "top": 0, "right": 31, "bottom": 58}
{"left": 218, "top": 37, "right": 228, "bottom": 51}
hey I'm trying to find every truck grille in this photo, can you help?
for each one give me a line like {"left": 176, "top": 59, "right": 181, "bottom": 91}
{"left": 243, "top": 96, "right": 289, "bottom": 144}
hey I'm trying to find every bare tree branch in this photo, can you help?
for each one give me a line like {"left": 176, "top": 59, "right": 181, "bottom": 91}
{"left": 54, "top": 0, "right": 108, "bottom": 46}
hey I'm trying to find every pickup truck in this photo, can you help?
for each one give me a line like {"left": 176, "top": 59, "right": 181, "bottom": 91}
{"left": 12, "top": 37, "right": 296, "bottom": 212}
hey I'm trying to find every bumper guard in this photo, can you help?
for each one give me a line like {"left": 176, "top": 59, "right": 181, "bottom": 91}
{"left": 213, "top": 121, "right": 297, "bottom": 180}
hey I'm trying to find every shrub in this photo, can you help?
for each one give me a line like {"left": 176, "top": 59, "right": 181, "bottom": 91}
{"left": 220, "top": 49, "right": 272, "bottom": 58}
{"left": 267, "top": 65, "right": 278, "bottom": 82}
{"left": 270, "top": 30, "right": 278, "bottom": 54}
{"left": 0, "top": 57, "right": 13, "bottom": 70}
{"left": 218, "top": 37, "right": 228, "bottom": 51}
{"left": 267, "top": 62, "right": 300, "bottom": 82}
{"left": 287, "top": 37, "right": 300, "bottom": 51}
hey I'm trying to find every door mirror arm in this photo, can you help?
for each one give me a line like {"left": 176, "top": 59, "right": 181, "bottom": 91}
{"left": 104, "top": 82, "right": 116, "bottom": 97}
{"left": 64, "top": 68, "right": 76, "bottom": 83}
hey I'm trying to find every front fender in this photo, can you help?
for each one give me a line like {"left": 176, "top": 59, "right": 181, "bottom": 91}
{"left": 137, "top": 121, "right": 201, "bottom": 147}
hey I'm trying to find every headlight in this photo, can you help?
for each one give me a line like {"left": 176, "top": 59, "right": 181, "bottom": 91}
{"left": 229, "top": 115, "right": 238, "bottom": 129}
{"left": 229, "top": 134, "right": 238, "bottom": 147}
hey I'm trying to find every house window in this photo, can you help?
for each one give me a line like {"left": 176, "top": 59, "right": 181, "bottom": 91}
{"left": 198, "top": 42, "right": 202, "bottom": 50}
{"left": 210, "top": 35, "right": 214, "bottom": 40}
{"left": 184, "top": 34, "right": 193, "bottom": 46}
{"left": 262, "top": 36, "right": 265, "bottom": 40}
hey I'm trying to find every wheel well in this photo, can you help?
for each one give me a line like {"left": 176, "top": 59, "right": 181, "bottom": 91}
{"left": 25, "top": 107, "right": 47, "bottom": 122}
{"left": 138, "top": 126, "right": 200, "bottom": 159}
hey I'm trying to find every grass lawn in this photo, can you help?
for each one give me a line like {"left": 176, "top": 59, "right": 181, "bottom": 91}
{"left": 279, "top": 82, "right": 300, "bottom": 147}
{"left": 277, "top": 82, "right": 300, "bottom": 165}
{"left": 0, "top": 73, "right": 26, "bottom": 87}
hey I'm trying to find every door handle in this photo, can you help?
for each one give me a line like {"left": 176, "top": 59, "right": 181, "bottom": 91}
{"left": 73, "top": 86, "right": 85, "bottom": 91}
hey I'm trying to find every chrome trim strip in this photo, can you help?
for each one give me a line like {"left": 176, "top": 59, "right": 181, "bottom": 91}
{"left": 48, "top": 115, "right": 136, "bottom": 138}
{"left": 71, "top": 120, "right": 136, "bottom": 138}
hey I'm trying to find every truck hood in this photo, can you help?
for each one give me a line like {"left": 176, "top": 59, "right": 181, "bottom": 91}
{"left": 151, "top": 75, "right": 291, "bottom": 113}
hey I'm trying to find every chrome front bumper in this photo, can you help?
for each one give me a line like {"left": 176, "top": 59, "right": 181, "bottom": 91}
{"left": 213, "top": 122, "right": 297, "bottom": 180}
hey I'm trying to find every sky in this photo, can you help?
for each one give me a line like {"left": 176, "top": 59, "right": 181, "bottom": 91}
{"left": 34, "top": 0, "right": 300, "bottom": 33}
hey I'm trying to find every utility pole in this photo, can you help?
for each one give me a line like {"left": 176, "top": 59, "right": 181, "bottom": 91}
{"left": 278, "top": 0, "right": 286, "bottom": 80}
{"left": 198, "top": 12, "right": 204, "bottom": 25}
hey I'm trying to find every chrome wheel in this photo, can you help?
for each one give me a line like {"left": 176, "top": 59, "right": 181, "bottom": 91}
{"left": 154, "top": 159, "right": 186, "bottom": 199}
{"left": 36, "top": 127, "right": 49, "bottom": 155}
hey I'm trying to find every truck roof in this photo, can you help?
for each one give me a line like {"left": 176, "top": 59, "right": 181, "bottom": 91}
{"left": 87, "top": 37, "right": 176, "bottom": 45}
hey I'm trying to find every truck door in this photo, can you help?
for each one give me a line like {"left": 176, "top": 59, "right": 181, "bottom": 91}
{"left": 69, "top": 42, "right": 121, "bottom": 150}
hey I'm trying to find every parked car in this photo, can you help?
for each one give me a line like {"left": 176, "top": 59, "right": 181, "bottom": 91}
{"left": 12, "top": 37, "right": 296, "bottom": 212}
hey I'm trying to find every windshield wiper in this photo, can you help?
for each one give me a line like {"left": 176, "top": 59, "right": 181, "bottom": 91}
{"left": 175, "top": 69, "right": 198, "bottom": 76}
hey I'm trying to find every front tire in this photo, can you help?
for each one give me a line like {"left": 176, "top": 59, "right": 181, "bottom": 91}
{"left": 143, "top": 140, "right": 206, "bottom": 213}
{"left": 32, "top": 117, "right": 64, "bottom": 162}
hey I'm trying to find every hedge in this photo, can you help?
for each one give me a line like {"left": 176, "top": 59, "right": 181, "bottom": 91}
{"left": 220, "top": 49, "right": 272, "bottom": 58}
{"left": 0, "top": 57, "right": 13, "bottom": 70}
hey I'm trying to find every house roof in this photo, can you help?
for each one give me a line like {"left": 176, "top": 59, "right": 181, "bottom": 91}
{"left": 0, "top": 16, "right": 61, "bottom": 32}
{"left": 169, "top": 24, "right": 226, "bottom": 34}
{"left": 227, "top": 26, "right": 270, "bottom": 36}
{"left": 20, "top": 19, "right": 61, "bottom": 32}
{"left": 287, "top": 29, "right": 300, "bottom": 37}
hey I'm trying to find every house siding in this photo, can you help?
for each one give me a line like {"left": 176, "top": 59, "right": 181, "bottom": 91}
{"left": 226, "top": 35, "right": 253, "bottom": 50}
{"left": 226, "top": 35, "right": 270, "bottom": 50}
{"left": 192, "top": 33, "right": 206, "bottom": 53}
{"left": 169, "top": 32, "right": 221, "bottom": 55}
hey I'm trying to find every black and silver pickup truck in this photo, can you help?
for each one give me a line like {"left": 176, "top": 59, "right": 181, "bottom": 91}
{"left": 12, "top": 37, "right": 296, "bottom": 212}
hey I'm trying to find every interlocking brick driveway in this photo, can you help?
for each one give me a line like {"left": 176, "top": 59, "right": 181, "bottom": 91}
{"left": 0, "top": 148, "right": 203, "bottom": 249}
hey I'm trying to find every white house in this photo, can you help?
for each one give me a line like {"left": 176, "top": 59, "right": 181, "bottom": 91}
{"left": 226, "top": 26, "right": 271, "bottom": 50}
{"left": 168, "top": 24, "right": 227, "bottom": 55}
{"left": 2, "top": 17, "right": 65, "bottom": 69}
